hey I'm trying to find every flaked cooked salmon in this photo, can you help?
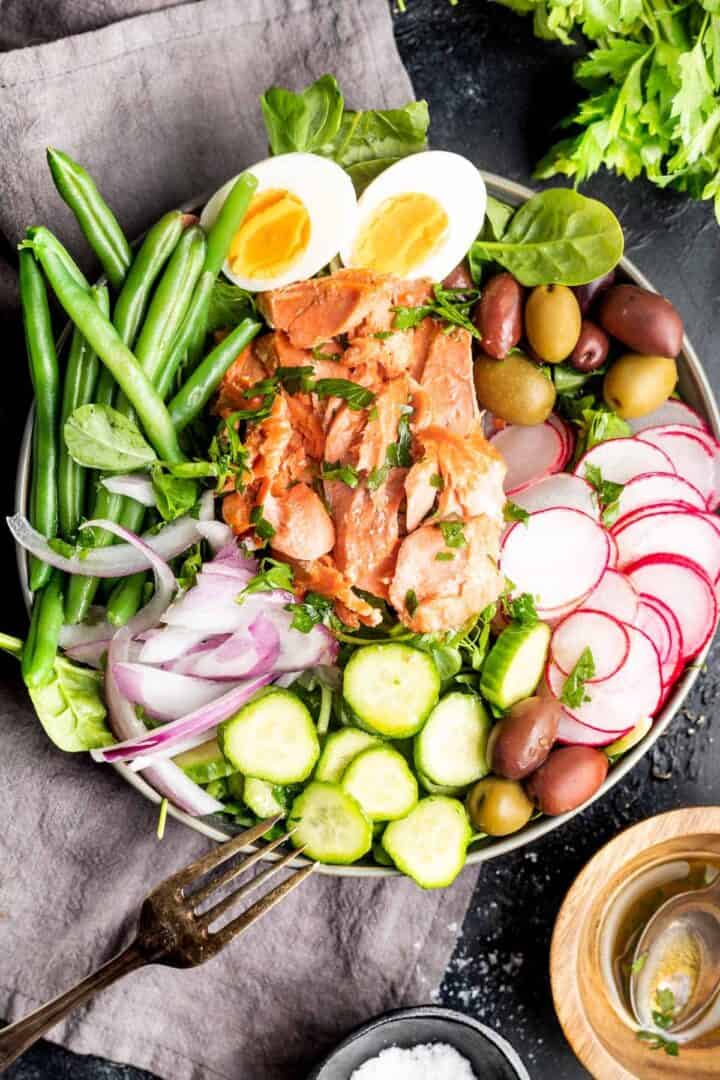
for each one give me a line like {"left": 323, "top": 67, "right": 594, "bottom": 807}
{"left": 218, "top": 269, "right": 507, "bottom": 632}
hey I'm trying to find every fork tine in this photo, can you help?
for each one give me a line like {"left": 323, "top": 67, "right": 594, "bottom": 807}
{"left": 210, "top": 862, "right": 316, "bottom": 948}
{"left": 190, "top": 829, "right": 295, "bottom": 909}
{"left": 198, "top": 844, "right": 306, "bottom": 927}
{"left": 163, "top": 815, "right": 283, "bottom": 891}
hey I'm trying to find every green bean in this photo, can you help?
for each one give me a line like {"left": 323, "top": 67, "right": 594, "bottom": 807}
{"left": 22, "top": 571, "right": 64, "bottom": 689}
{"left": 63, "top": 486, "right": 124, "bottom": 624}
{"left": 19, "top": 250, "right": 60, "bottom": 592}
{"left": 169, "top": 318, "right": 261, "bottom": 432}
{"left": 24, "top": 229, "right": 185, "bottom": 464}
{"left": 58, "top": 284, "right": 109, "bottom": 539}
{"left": 47, "top": 148, "right": 132, "bottom": 288}
{"left": 106, "top": 571, "right": 147, "bottom": 627}
{"left": 156, "top": 270, "right": 215, "bottom": 397}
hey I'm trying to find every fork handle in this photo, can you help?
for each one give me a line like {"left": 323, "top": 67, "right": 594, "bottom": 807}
{"left": 0, "top": 940, "right": 146, "bottom": 1071}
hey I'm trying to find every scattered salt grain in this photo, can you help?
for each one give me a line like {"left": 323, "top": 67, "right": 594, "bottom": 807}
{"left": 350, "top": 1042, "right": 476, "bottom": 1079}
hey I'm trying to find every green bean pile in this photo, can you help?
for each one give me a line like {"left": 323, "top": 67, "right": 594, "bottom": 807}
{"left": 19, "top": 150, "right": 260, "bottom": 687}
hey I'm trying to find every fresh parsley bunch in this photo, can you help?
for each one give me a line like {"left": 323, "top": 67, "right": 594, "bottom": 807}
{"left": 496, "top": 0, "right": 720, "bottom": 221}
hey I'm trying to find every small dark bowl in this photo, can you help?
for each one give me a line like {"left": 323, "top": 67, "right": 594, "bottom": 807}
{"left": 307, "top": 1005, "right": 529, "bottom": 1079}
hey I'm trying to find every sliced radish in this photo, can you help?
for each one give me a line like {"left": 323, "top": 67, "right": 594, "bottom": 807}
{"left": 490, "top": 422, "right": 565, "bottom": 495}
{"left": 613, "top": 509, "right": 720, "bottom": 583}
{"left": 625, "top": 554, "right": 717, "bottom": 660}
{"left": 607, "top": 531, "right": 619, "bottom": 568}
{"left": 547, "top": 624, "right": 662, "bottom": 733}
{"left": 583, "top": 569, "right": 639, "bottom": 623}
{"left": 547, "top": 413, "right": 574, "bottom": 468}
{"left": 511, "top": 473, "right": 599, "bottom": 519}
{"left": 501, "top": 508, "right": 610, "bottom": 611}
{"left": 614, "top": 472, "right": 706, "bottom": 522}
{"left": 551, "top": 609, "right": 630, "bottom": 682}
{"left": 556, "top": 709, "right": 629, "bottom": 747}
{"left": 636, "top": 600, "right": 671, "bottom": 666}
{"left": 654, "top": 424, "right": 720, "bottom": 511}
{"left": 638, "top": 427, "right": 715, "bottom": 506}
{"left": 575, "top": 438, "right": 674, "bottom": 485}
{"left": 538, "top": 593, "right": 592, "bottom": 627}
{"left": 628, "top": 400, "right": 710, "bottom": 435}
{"left": 637, "top": 593, "right": 684, "bottom": 691}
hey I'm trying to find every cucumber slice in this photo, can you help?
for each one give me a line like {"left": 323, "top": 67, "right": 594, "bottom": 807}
{"left": 417, "top": 770, "right": 465, "bottom": 797}
{"left": 173, "top": 737, "right": 235, "bottom": 784}
{"left": 414, "top": 692, "right": 491, "bottom": 788}
{"left": 372, "top": 838, "right": 394, "bottom": 866}
{"left": 315, "top": 727, "right": 380, "bottom": 783}
{"left": 242, "top": 777, "right": 287, "bottom": 818}
{"left": 289, "top": 781, "right": 372, "bottom": 864}
{"left": 343, "top": 643, "right": 440, "bottom": 737}
{"left": 382, "top": 796, "right": 471, "bottom": 889}
{"left": 219, "top": 689, "right": 319, "bottom": 784}
{"left": 480, "top": 621, "right": 551, "bottom": 709}
{"left": 341, "top": 746, "right": 419, "bottom": 821}
{"left": 226, "top": 773, "right": 244, "bottom": 801}
{"left": 605, "top": 716, "right": 652, "bottom": 758}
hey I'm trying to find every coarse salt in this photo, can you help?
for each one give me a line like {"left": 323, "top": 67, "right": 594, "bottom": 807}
{"left": 350, "top": 1041, "right": 477, "bottom": 1079}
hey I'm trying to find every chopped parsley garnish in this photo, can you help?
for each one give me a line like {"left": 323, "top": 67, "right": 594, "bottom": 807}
{"left": 393, "top": 284, "right": 481, "bottom": 339}
{"left": 637, "top": 990, "right": 679, "bottom": 1057}
{"left": 275, "top": 365, "right": 316, "bottom": 393}
{"left": 311, "top": 345, "right": 338, "bottom": 363}
{"left": 372, "top": 331, "right": 394, "bottom": 340}
{"left": 320, "top": 460, "right": 360, "bottom": 488}
{"left": 584, "top": 462, "right": 624, "bottom": 526}
{"left": 630, "top": 952, "right": 647, "bottom": 975}
{"left": 313, "top": 378, "right": 375, "bottom": 411}
{"left": 435, "top": 551, "right": 455, "bottom": 561}
{"left": 504, "top": 500, "right": 530, "bottom": 525}
{"left": 286, "top": 591, "right": 334, "bottom": 633}
{"left": 438, "top": 520, "right": 467, "bottom": 549}
{"left": 636, "top": 1031, "right": 679, "bottom": 1057}
{"left": 366, "top": 405, "right": 414, "bottom": 490}
{"left": 405, "top": 589, "right": 419, "bottom": 615}
{"left": 367, "top": 405, "right": 379, "bottom": 421}
{"left": 429, "top": 472, "right": 444, "bottom": 490}
{"left": 250, "top": 505, "right": 276, "bottom": 541}
{"left": 502, "top": 592, "right": 538, "bottom": 626}
{"left": 239, "top": 558, "right": 294, "bottom": 599}
{"left": 560, "top": 647, "right": 595, "bottom": 708}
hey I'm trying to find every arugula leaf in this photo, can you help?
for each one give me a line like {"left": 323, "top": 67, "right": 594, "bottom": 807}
{"left": 287, "top": 591, "right": 334, "bottom": 633}
{"left": 151, "top": 466, "right": 199, "bottom": 522}
{"left": 438, "top": 520, "right": 467, "bottom": 548}
{"left": 584, "top": 462, "right": 624, "bottom": 525}
{"left": 560, "top": 646, "right": 596, "bottom": 707}
{"left": 504, "top": 500, "right": 530, "bottom": 524}
{"left": 321, "top": 460, "right": 360, "bottom": 487}
{"left": 239, "top": 557, "right": 294, "bottom": 598}
{"left": 64, "top": 404, "right": 156, "bottom": 472}
{"left": 260, "top": 74, "right": 344, "bottom": 154}
{"left": 313, "top": 378, "right": 375, "bottom": 410}
{"left": 250, "top": 505, "right": 276, "bottom": 541}
{"left": 206, "top": 281, "right": 257, "bottom": 333}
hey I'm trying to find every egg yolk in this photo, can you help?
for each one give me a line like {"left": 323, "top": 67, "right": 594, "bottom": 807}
{"left": 228, "top": 188, "right": 311, "bottom": 279}
{"left": 353, "top": 192, "right": 448, "bottom": 275}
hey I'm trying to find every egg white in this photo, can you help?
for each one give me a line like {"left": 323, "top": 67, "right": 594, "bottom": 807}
{"left": 340, "top": 150, "right": 487, "bottom": 282}
{"left": 200, "top": 153, "right": 358, "bottom": 292}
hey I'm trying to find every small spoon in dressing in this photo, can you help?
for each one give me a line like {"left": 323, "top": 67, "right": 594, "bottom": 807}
{"left": 629, "top": 872, "right": 720, "bottom": 1035}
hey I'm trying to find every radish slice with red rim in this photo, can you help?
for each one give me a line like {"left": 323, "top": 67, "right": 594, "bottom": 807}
{"left": 614, "top": 472, "right": 706, "bottom": 522}
{"left": 638, "top": 426, "right": 715, "bottom": 506}
{"left": 551, "top": 609, "right": 631, "bottom": 682}
{"left": 556, "top": 709, "right": 629, "bottom": 747}
{"left": 613, "top": 509, "right": 720, "bottom": 583}
{"left": 625, "top": 554, "right": 717, "bottom": 660}
{"left": 607, "top": 531, "right": 619, "bottom": 567}
{"left": 490, "top": 422, "right": 565, "bottom": 495}
{"left": 512, "top": 473, "right": 599, "bottom": 519}
{"left": 500, "top": 507, "right": 611, "bottom": 611}
{"left": 583, "top": 569, "right": 639, "bottom": 624}
{"left": 546, "top": 623, "right": 662, "bottom": 733}
{"left": 547, "top": 413, "right": 574, "bottom": 467}
{"left": 575, "top": 437, "right": 674, "bottom": 485}
{"left": 628, "top": 401, "right": 710, "bottom": 435}
{"left": 636, "top": 600, "right": 671, "bottom": 666}
{"left": 637, "top": 593, "right": 683, "bottom": 682}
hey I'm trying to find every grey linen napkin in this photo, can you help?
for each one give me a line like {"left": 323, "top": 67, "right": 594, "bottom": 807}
{"left": 0, "top": 3, "right": 478, "bottom": 1078}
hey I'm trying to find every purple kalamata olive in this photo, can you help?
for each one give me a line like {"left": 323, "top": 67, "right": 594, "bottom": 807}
{"left": 569, "top": 319, "right": 610, "bottom": 373}
{"left": 573, "top": 270, "right": 616, "bottom": 315}
{"left": 525, "top": 746, "right": 608, "bottom": 816}
{"left": 442, "top": 260, "right": 474, "bottom": 290}
{"left": 472, "top": 272, "right": 524, "bottom": 359}
{"left": 488, "top": 696, "right": 561, "bottom": 780}
{"left": 597, "top": 285, "right": 684, "bottom": 358}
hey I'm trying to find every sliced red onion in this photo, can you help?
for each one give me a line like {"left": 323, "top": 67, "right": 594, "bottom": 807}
{"left": 127, "top": 727, "right": 220, "bottom": 772}
{"left": 165, "top": 614, "right": 280, "bottom": 680}
{"left": 8, "top": 512, "right": 200, "bottom": 578}
{"left": 162, "top": 581, "right": 292, "bottom": 634}
{"left": 113, "top": 662, "right": 237, "bottom": 721}
{"left": 104, "top": 627, "right": 223, "bottom": 816}
{"left": 213, "top": 542, "right": 258, "bottom": 571}
{"left": 138, "top": 626, "right": 214, "bottom": 665}
{"left": 59, "top": 607, "right": 112, "bottom": 648}
{"left": 101, "top": 474, "right": 156, "bottom": 506}
{"left": 274, "top": 671, "right": 303, "bottom": 688}
{"left": 264, "top": 609, "right": 339, "bottom": 672}
{"left": 92, "top": 671, "right": 273, "bottom": 765}
{"left": 64, "top": 639, "right": 112, "bottom": 668}
{"left": 196, "top": 520, "right": 233, "bottom": 553}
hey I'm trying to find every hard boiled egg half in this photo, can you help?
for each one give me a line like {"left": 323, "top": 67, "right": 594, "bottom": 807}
{"left": 200, "top": 153, "right": 357, "bottom": 292}
{"left": 340, "top": 150, "right": 487, "bottom": 282}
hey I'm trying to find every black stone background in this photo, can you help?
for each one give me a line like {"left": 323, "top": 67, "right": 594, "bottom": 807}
{"left": 4, "top": 2, "right": 720, "bottom": 1077}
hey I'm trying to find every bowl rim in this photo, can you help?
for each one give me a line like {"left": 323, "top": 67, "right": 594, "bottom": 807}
{"left": 305, "top": 1003, "right": 531, "bottom": 1079}
{"left": 14, "top": 169, "right": 720, "bottom": 877}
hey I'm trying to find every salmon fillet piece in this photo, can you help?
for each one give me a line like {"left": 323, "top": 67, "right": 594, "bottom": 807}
{"left": 289, "top": 555, "right": 382, "bottom": 627}
{"left": 327, "top": 470, "right": 406, "bottom": 600}
{"left": 222, "top": 489, "right": 254, "bottom": 534}
{"left": 323, "top": 403, "right": 368, "bottom": 466}
{"left": 247, "top": 392, "right": 294, "bottom": 502}
{"left": 389, "top": 516, "right": 504, "bottom": 633}
{"left": 255, "top": 330, "right": 346, "bottom": 381}
{"left": 344, "top": 332, "right": 416, "bottom": 382}
{"left": 417, "top": 323, "right": 479, "bottom": 436}
{"left": 216, "top": 341, "right": 268, "bottom": 418}
{"left": 265, "top": 483, "right": 335, "bottom": 561}
{"left": 354, "top": 277, "right": 433, "bottom": 336}
{"left": 356, "top": 375, "right": 411, "bottom": 474}
{"left": 258, "top": 269, "right": 396, "bottom": 349}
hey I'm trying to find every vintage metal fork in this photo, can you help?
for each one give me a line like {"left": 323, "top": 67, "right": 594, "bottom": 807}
{"left": 0, "top": 816, "right": 313, "bottom": 1071}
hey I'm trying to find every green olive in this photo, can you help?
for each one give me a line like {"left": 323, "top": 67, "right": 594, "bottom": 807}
{"left": 465, "top": 777, "right": 534, "bottom": 836}
{"left": 603, "top": 353, "right": 678, "bottom": 419}
{"left": 474, "top": 350, "right": 556, "bottom": 426}
{"left": 525, "top": 284, "right": 582, "bottom": 363}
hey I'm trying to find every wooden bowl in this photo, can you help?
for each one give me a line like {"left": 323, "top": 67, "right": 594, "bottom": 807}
{"left": 551, "top": 808, "right": 720, "bottom": 1078}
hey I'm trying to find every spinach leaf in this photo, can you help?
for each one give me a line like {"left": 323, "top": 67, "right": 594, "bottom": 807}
{"left": 469, "top": 189, "right": 624, "bottom": 286}
{"left": 64, "top": 404, "right": 157, "bottom": 472}
{"left": 206, "top": 281, "right": 257, "bottom": 333}
{"left": 151, "top": 466, "right": 199, "bottom": 522}
{"left": 483, "top": 194, "right": 515, "bottom": 240}
{"left": 260, "top": 74, "right": 344, "bottom": 154}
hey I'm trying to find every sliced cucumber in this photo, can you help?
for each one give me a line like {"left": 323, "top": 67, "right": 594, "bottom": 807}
{"left": 315, "top": 727, "right": 380, "bottom": 783}
{"left": 289, "top": 781, "right": 372, "bottom": 864}
{"left": 226, "top": 773, "right": 244, "bottom": 801}
{"left": 173, "top": 737, "right": 235, "bottom": 784}
{"left": 242, "top": 777, "right": 287, "bottom": 818}
{"left": 416, "top": 770, "right": 465, "bottom": 797}
{"left": 414, "top": 692, "right": 491, "bottom": 788}
{"left": 382, "top": 796, "right": 471, "bottom": 889}
{"left": 605, "top": 716, "right": 652, "bottom": 759}
{"left": 205, "top": 777, "right": 230, "bottom": 800}
{"left": 480, "top": 621, "right": 551, "bottom": 709}
{"left": 219, "top": 689, "right": 319, "bottom": 784}
{"left": 343, "top": 643, "right": 440, "bottom": 738}
{"left": 341, "top": 746, "right": 418, "bottom": 821}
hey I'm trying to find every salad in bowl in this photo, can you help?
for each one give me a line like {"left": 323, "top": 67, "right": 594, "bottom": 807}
{"left": 7, "top": 75, "right": 720, "bottom": 888}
